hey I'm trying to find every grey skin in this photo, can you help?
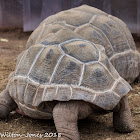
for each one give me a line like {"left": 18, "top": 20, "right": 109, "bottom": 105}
{"left": 0, "top": 88, "right": 134, "bottom": 140}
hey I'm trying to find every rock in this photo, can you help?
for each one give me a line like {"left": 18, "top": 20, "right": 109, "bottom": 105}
{"left": 0, "top": 38, "right": 9, "bottom": 42}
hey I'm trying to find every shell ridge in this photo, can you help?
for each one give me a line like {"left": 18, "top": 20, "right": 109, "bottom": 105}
{"left": 78, "top": 64, "right": 85, "bottom": 86}
{"left": 69, "top": 86, "right": 73, "bottom": 99}
{"left": 54, "top": 86, "right": 59, "bottom": 98}
{"left": 110, "top": 77, "right": 121, "bottom": 91}
{"left": 89, "top": 15, "right": 97, "bottom": 24}
{"left": 32, "top": 86, "right": 40, "bottom": 106}
{"left": 42, "top": 86, "right": 47, "bottom": 101}
{"left": 11, "top": 73, "right": 131, "bottom": 111}
{"left": 60, "top": 38, "right": 83, "bottom": 46}
{"left": 92, "top": 94, "right": 96, "bottom": 102}
{"left": 15, "top": 49, "right": 28, "bottom": 75}
{"left": 58, "top": 44, "right": 65, "bottom": 54}
{"left": 109, "top": 50, "right": 134, "bottom": 60}
{"left": 23, "top": 82, "right": 29, "bottom": 104}
{"left": 13, "top": 80, "right": 17, "bottom": 99}
{"left": 11, "top": 75, "right": 117, "bottom": 94}
{"left": 112, "top": 91, "right": 120, "bottom": 98}
{"left": 83, "top": 39, "right": 101, "bottom": 61}
{"left": 49, "top": 54, "right": 65, "bottom": 84}
{"left": 108, "top": 16, "right": 131, "bottom": 50}
{"left": 89, "top": 23, "right": 115, "bottom": 53}
{"left": 16, "top": 79, "right": 20, "bottom": 100}
{"left": 35, "top": 23, "right": 46, "bottom": 44}
{"left": 65, "top": 54, "right": 83, "bottom": 64}
{"left": 86, "top": 61, "right": 99, "bottom": 65}
{"left": 98, "top": 62, "right": 116, "bottom": 80}
{"left": 27, "top": 46, "right": 45, "bottom": 76}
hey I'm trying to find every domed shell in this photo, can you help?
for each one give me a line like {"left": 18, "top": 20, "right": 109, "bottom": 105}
{"left": 8, "top": 29, "right": 131, "bottom": 118}
{"left": 26, "top": 5, "right": 140, "bottom": 84}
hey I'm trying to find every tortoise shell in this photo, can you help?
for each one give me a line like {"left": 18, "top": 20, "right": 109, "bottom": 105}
{"left": 26, "top": 5, "right": 140, "bottom": 84}
{"left": 8, "top": 28, "right": 131, "bottom": 118}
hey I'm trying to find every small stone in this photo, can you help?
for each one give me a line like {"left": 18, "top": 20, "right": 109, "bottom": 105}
{"left": 19, "top": 45, "right": 24, "bottom": 48}
{"left": 105, "top": 138, "right": 111, "bottom": 140}
{"left": 0, "top": 38, "right": 9, "bottom": 42}
{"left": 10, "top": 111, "right": 16, "bottom": 114}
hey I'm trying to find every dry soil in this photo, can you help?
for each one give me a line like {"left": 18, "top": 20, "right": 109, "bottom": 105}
{"left": 0, "top": 29, "right": 140, "bottom": 140}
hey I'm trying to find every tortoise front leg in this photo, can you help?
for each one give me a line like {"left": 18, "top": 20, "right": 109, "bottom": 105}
{"left": 0, "top": 88, "right": 17, "bottom": 119}
{"left": 113, "top": 95, "right": 134, "bottom": 133}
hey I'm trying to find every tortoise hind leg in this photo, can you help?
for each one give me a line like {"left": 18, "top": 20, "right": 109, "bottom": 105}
{"left": 53, "top": 101, "right": 92, "bottom": 140}
{"left": 113, "top": 96, "right": 134, "bottom": 133}
{"left": 0, "top": 88, "right": 17, "bottom": 119}
{"left": 53, "top": 101, "right": 79, "bottom": 140}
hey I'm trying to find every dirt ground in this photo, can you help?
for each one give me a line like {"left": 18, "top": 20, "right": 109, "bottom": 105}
{"left": 0, "top": 29, "right": 140, "bottom": 140}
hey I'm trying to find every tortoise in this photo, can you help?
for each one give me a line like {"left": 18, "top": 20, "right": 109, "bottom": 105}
{"left": 26, "top": 5, "right": 140, "bottom": 84}
{"left": 0, "top": 5, "right": 137, "bottom": 140}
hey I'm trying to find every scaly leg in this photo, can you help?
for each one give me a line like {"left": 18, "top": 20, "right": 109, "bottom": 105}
{"left": 53, "top": 101, "right": 92, "bottom": 140}
{"left": 113, "top": 96, "right": 134, "bottom": 133}
{"left": 0, "top": 88, "right": 17, "bottom": 119}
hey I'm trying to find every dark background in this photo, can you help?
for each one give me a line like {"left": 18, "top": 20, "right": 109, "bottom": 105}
{"left": 0, "top": 0, "right": 140, "bottom": 35}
